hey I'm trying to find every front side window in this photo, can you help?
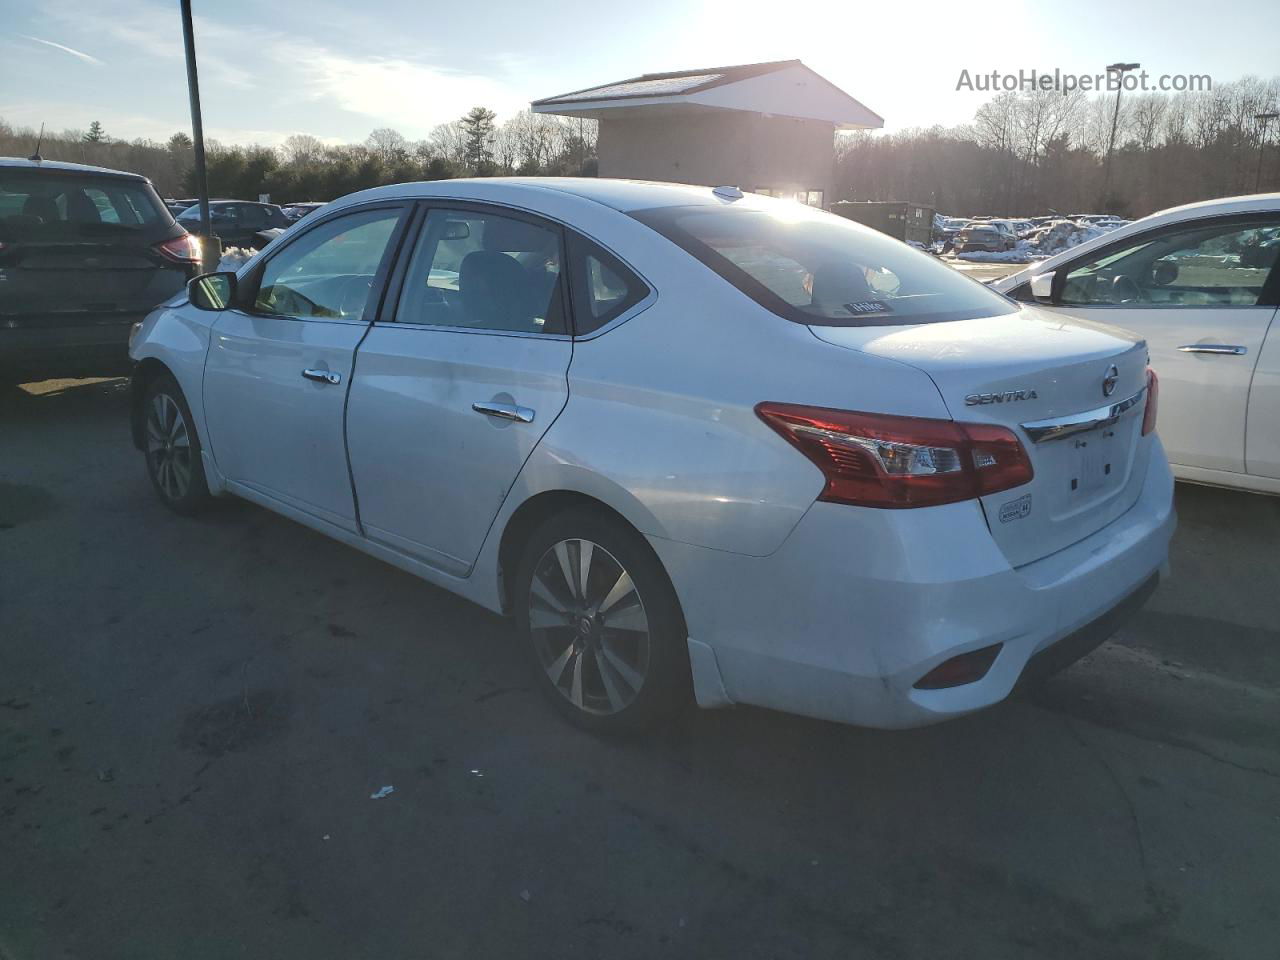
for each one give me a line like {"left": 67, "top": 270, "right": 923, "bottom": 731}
{"left": 632, "top": 203, "right": 1016, "bottom": 326}
{"left": 253, "top": 207, "right": 400, "bottom": 320}
{"left": 395, "top": 209, "right": 566, "bottom": 334}
{"left": 1060, "top": 218, "right": 1280, "bottom": 307}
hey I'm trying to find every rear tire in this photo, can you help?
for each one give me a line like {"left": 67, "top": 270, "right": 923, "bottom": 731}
{"left": 513, "top": 507, "right": 691, "bottom": 734}
{"left": 142, "top": 373, "right": 211, "bottom": 516}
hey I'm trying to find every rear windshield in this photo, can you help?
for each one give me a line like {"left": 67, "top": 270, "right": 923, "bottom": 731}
{"left": 632, "top": 203, "right": 1016, "bottom": 326}
{"left": 0, "top": 171, "right": 167, "bottom": 241}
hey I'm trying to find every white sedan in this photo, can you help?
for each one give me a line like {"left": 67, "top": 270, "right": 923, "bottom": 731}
{"left": 129, "top": 179, "right": 1174, "bottom": 733}
{"left": 993, "top": 193, "right": 1280, "bottom": 496}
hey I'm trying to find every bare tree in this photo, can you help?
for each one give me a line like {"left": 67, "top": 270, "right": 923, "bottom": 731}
{"left": 280, "top": 133, "right": 325, "bottom": 166}
{"left": 366, "top": 127, "right": 408, "bottom": 164}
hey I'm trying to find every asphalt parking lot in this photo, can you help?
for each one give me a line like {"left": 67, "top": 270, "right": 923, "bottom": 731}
{"left": 2, "top": 377, "right": 1278, "bottom": 960}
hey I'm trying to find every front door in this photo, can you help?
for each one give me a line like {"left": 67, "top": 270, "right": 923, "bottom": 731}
{"left": 202, "top": 204, "right": 407, "bottom": 531}
{"left": 1050, "top": 215, "right": 1280, "bottom": 474}
{"left": 346, "top": 206, "right": 573, "bottom": 574}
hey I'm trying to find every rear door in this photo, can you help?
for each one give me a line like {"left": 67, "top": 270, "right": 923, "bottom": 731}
{"left": 0, "top": 169, "right": 188, "bottom": 323}
{"left": 346, "top": 204, "right": 574, "bottom": 575}
{"left": 202, "top": 203, "right": 409, "bottom": 530}
{"left": 1048, "top": 214, "right": 1280, "bottom": 474}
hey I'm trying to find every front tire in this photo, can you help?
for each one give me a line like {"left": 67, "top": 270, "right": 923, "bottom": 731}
{"left": 513, "top": 507, "right": 691, "bottom": 734}
{"left": 143, "top": 373, "right": 211, "bottom": 515}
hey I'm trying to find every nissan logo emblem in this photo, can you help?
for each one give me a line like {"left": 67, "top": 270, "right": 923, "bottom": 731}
{"left": 1102, "top": 364, "right": 1119, "bottom": 397}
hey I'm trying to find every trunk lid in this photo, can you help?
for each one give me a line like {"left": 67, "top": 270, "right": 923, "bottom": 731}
{"left": 810, "top": 308, "right": 1152, "bottom": 567}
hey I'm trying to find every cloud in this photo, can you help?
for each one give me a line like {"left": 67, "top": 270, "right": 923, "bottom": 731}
{"left": 21, "top": 35, "right": 103, "bottom": 65}
{"left": 289, "top": 51, "right": 528, "bottom": 133}
{"left": 31, "top": 0, "right": 532, "bottom": 141}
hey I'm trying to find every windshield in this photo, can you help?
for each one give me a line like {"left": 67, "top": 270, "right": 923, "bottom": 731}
{"left": 0, "top": 170, "right": 167, "bottom": 240}
{"left": 631, "top": 202, "right": 1016, "bottom": 326}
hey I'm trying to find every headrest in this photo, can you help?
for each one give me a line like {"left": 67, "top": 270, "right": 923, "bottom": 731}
{"left": 809, "top": 261, "right": 874, "bottom": 312}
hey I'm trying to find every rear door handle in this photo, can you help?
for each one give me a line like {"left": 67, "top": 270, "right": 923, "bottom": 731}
{"left": 1177, "top": 344, "right": 1247, "bottom": 355}
{"left": 472, "top": 401, "right": 535, "bottom": 423}
{"left": 302, "top": 368, "right": 342, "bottom": 384}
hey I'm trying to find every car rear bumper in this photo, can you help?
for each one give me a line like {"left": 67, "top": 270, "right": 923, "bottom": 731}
{"left": 650, "top": 437, "right": 1176, "bottom": 729}
{"left": 0, "top": 314, "right": 142, "bottom": 378}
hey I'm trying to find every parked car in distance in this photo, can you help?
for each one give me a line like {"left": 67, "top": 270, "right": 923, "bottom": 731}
{"left": 130, "top": 178, "right": 1173, "bottom": 733}
{"left": 0, "top": 157, "right": 201, "bottom": 380}
{"left": 993, "top": 192, "right": 1280, "bottom": 496}
{"left": 954, "top": 223, "right": 1014, "bottom": 253}
{"left": 282, "top": 201, "right": 326, "bottom": 222}
{"left": 176, "top": 200, "right": 290, "bottom": 247}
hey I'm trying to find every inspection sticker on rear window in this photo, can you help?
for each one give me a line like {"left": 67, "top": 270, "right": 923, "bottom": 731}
{"left": 999, "top": 493, "right": 1032, "bottom": 523}
{"left": 843, "top": 300, "right": 892, "bottom": 315}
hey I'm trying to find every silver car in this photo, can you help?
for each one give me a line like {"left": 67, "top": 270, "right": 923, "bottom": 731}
{"left": 129, "top": 179, "right": 1173, "bottom": 733}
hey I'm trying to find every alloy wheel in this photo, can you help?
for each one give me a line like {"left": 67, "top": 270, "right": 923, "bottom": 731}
{"left": 527, "top": 538, "right": 651, "bottom": 715}
{"left": 146, "top": 392, "right": 193, "bottom": 502}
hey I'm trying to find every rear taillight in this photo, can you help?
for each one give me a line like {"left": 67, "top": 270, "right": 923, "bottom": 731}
{"left": 755, "top": 402, "right": 1034, "bottom": 509}
{"left": 1142, "top": 368, "right": 1158, "bottom": 436}
{"left": 155, "top": 233, "right": 202, "bottom": 264}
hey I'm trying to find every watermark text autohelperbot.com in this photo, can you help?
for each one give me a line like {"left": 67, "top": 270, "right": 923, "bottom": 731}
{"left": 956, "top": 69, "right": 1212, "bottom": 96}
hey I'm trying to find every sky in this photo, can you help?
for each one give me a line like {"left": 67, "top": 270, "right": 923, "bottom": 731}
{"left": 1, "top": 0, "right": 1277, "bottom": 147}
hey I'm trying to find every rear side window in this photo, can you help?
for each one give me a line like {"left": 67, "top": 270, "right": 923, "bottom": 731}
{"left": 566, "top": 234, "right": 648, "bottom": 335}
{"left": 395, "top": 208, "right": 567, "bottom": 335}
{"left": 0, "top": 171, "right": 166, "bottom": 240}
{"left": 632, "top": 203, "right": 1016, "bottom": 327}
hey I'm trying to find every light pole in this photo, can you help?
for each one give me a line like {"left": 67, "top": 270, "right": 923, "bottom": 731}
{"left": 179, "top": 0, "right": 219, "bottom": 272}
{"left": 1255, "top": 111, "right": 1279, "bottom": 193}
{"left": 1101, "top": 61, "right": 1140, "bottom": 211}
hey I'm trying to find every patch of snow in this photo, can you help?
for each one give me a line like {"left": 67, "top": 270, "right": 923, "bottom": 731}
{"left": 952, "top": 217, "right": 1128, "bottom": 264}
{"left": 217, "top": 246, "right": 257, "bottom": 272}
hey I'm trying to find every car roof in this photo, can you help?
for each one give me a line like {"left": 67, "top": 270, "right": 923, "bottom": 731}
{"left": 328, "top": 177, "right": 759, "bottom": 215}
{"left": 0, "top": 156, "right": 150, "bottom": 182}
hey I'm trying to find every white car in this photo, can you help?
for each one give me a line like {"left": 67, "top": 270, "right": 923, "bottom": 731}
{"left": 129, "top": 179, "right": 1174, "bottom": 733}
{"left": 993, "top": 193, "right": 1280, "bottom": 495}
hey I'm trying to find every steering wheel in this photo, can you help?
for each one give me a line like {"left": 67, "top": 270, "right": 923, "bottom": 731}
{"left": 1109, "top": 275, "right": 1146, "bottom": 304}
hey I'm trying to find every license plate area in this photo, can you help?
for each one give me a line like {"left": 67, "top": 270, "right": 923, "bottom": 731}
{"left": 1056, "top": 422, "right": 1134, "bottom": 510}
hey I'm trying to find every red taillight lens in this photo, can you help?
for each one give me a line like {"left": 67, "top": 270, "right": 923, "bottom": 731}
{"left": 155, "top": 233, "right": 202, "bottom": 264}
{"left": 755, "top": 402, "right": 1034, "bottom": 509}
{"left": 1142, "top": 368, "right": 1158, "bottom": 436}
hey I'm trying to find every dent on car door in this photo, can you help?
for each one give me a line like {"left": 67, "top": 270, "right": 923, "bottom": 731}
{"left": 346, "top": 205, "right": 575, "bottom": 576}
{"left": 1050, "top": 215, "right": 1280, "bottom": 474}
{"left": 201, "top": 204, "right": 408, "bottom": 530}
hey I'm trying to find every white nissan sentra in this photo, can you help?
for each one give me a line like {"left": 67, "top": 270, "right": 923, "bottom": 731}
{"left": 128, "top": 179, "right": 1175, "bottom": 733}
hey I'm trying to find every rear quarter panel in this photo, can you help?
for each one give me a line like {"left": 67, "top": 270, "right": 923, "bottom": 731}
{"left": 498, "top": 205, "right": 954, "bottom": 557}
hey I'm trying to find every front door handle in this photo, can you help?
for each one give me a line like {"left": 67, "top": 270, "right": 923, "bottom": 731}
{"left": 1177, "top": 344, "right": 1247, "bottom": 355}
{"left": 472, "top": 401, "right": 535, "bottom": 423}
{"left": 302, "top": 368, "right": 342, "bottom": 385}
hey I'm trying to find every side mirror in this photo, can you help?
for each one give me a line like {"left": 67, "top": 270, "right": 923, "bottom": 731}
{"left": 189, "top": 272, "right": 236, "bottom": 311}
{"left": 1029, "top": 271, "right": 1055, "bottom": 302}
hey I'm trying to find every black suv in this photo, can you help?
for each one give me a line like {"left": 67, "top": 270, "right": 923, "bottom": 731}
{"left": 176, "top": 200, "right": 290, "bottom": 247}
{"left": 0, "top": 158, "right": 200, "bottom": 380}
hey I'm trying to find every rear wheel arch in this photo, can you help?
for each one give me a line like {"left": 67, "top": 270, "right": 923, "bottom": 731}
{"left": 496, "top": 490, "right": 679, "bottom": 625}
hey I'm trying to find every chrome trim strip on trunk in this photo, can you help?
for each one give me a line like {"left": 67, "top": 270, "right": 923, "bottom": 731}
{"left": 1019, "top": 386, "right": 1147, "bottom": 444}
